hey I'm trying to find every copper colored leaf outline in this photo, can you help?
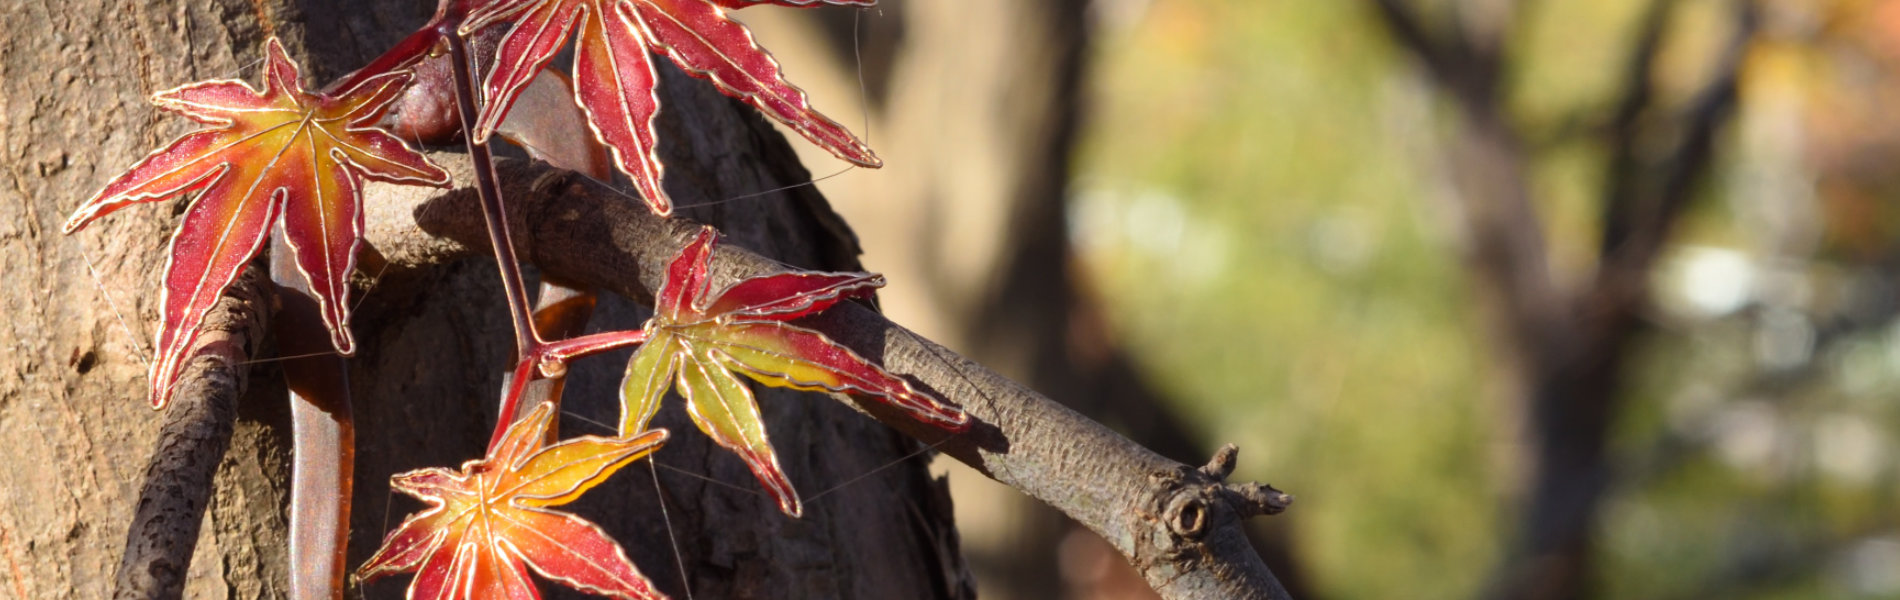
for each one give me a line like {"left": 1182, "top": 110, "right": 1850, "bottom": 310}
{"left": 618, "top": 227, "right": 970, "bottom": 516}
{"left": 61, "top": 38, "right": 450, "bottom": 408}
{"left": 357, "top": 402, "right": 670, "bottom": 599}
{"left": 461, "top": 0, "right": 879, "bottom": 216}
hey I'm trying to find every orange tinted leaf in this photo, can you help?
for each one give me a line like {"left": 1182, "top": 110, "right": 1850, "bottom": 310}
{"left": 617, "top": 226, "right": 969, "bottom": 516}
{"left": 62, "top": 37, "right": 450, "bottom": 409}
{"left": 358, "top": 403, "right": 670, "bottom": 599}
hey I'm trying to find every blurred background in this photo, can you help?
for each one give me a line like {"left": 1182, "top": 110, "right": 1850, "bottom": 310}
{"left": 728, "top": 0, "right": 1900, "bottom": 598}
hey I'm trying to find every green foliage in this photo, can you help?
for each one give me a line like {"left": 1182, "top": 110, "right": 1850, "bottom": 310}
{"left": 1076, "top": 3, "right": 1497, "bottom": 598}
{"left": 1077, "top": 0, "right": 1900, "bottom": 598}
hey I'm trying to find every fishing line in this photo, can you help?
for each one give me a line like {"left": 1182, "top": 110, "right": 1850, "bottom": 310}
{"left": 803, "top": 434, "right": 951, "bottom": 503}
{"left": 357, "top": 485, "right": 400, "bottom": 600}
{"left": 853, "top": 7, "right": 873, "bottom": 149}
{"left": 559, "top": 397, "right": 948, "bottom": 507}
{"left": 339, "top": 121, "right": 430, "bottom": 317}
{"left": 647, "top": 460, "right": 695, "bottom": 600}
{"left": 78, "top": 240, "right": 152, "bottom": 367}
{"left": 668, "top": 165, "right": 857, "bottom": 211}
{"left": 235, "top": 349, "right": 347, "bottom": 366}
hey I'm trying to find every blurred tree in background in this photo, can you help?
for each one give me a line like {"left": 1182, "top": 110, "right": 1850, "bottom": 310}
{"left": 750, "top": 0, "right": 1900, "bottom": 598}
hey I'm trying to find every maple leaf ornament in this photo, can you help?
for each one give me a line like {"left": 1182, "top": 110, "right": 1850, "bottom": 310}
{"left": 358, "top": 402, "right": 670, "bottom": 599}
{"left": 461, "top": 0, "right": 880, "bottom": 216}
{"left": 63, "top": 38, "right": 451, "bottom": 409}
{"left": 619, "top": 227, "right": 971, "bottom": 516}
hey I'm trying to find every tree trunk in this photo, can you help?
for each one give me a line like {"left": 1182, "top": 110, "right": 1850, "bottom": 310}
{"left": 0, "top": 1, "right": 967, "bottom": 598}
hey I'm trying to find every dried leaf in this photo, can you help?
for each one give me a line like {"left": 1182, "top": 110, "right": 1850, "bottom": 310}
{"left": 461, "top": 0, "right": 879, "bottom": 215}
{"left": 357, "top": 402, "right": 670, "bottom": 599}
{"left": 62, "top": 38, "right": 450, "bottom": 408}
{"left": 618, "top": 227, "right": 970, "bottom": 516}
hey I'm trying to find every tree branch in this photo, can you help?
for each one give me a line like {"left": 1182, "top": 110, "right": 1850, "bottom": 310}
{"left": 1365, "top": 0, "right": 1567, "bottom": 362}
{"left": 361, "top": 159, "right": 1296, "bottom": 600}
{"left": 113, "top": 266, "right": 271, "bottom": 600}
{"left": 1590, "top": 0, "right": 1759, "bottom": 307}
{"left": 1365, "top": 0, "right": 1503, "bottom": 115}
{"left": 1597, "top": 0, "right": 1679, "bottom": 258}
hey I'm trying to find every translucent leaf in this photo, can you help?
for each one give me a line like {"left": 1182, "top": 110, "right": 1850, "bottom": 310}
{"left": 463, "top": 0, "right": 878, "bottom": 215}
{"left": 357, "top": 403, "right": 670, "bottom": 599}
{"left": 62, "top": 37, "right": 449, "bottom": 408}
{"left": 616, "top": 226, "right": 970, "bottom": 516}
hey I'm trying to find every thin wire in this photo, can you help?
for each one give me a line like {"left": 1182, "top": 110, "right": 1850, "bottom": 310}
{"left": 236, "top": 349, "right": 345, "bottom": 366}
{"left": 647, "top": 460, "right": 695, "bottom": 600}
{"left": 559, "top": 410, "right": 616, "bottom": 434}
{"left": 217, "top": 56, "right": 266, "bottom": 81}
{"left": 359, "top": 486, "right": 399, "bottom": 600}
{"left": 79, "top": 241, "right": 152, "bottom": 367}
{"left": 853, "top": 7, "right": 873, "bottom": 147}
{"left": 656, "top": 462, "right": 763, "bottom": 497}
{"left": 686, "top": 165, "right": 858, "bottom": 209}
{"left": 804, "top": 435, "right": 950, "bottom": 503}
{"left": 349, "top": 259, "right": 394, "bottom": 314}
{"left": 571, "top": 407, "right": 768, "bottom": 498}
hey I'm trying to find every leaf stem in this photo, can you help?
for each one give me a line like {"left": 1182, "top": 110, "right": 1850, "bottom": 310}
{"left": 491, "top": 357, "right": 539, "bottom": 448}
{"left": 446, "top": 31, "right": 541, "bottom": 361}
{"left": 323, "top": 0, "right": 473, "bottom": 95}
{"left": 486, "top": 327, "right": 652, "bottom": 449}
{"left": 325, "top": 26, "right": 441, "bottom": 95}
{"left": 539, "top": 329, "right": 651, "bottom": 375}
{"left": 443, "top": 23, "right": 656, "bottom": 450}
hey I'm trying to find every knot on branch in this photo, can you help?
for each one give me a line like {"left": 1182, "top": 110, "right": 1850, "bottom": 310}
{"left": 1164, "top": 492, "right": 1209, "bottom": 538}
{"left": 1153, "top": 444, "right": 1292, "bottom": 548}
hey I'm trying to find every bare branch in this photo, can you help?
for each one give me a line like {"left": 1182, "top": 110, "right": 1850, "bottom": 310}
{"left": 1598, "top": 0, "right": 1679, "bottom": 256}
{"left": 113, "top": 267, "right": 271, "bottom": 600}
{"left": 361, "top": 159, "right": 1296, "bottom": 600}
{"left": 1365, "top": 0, "right": 1502, "bottom": 114}
{"left": 1591, "top": 0, "right": 1759, "bottom": 303}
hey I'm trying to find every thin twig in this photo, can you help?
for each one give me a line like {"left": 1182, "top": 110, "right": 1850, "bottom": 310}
{"left": 113, "top": 267, "right": 270, "bottom": 600}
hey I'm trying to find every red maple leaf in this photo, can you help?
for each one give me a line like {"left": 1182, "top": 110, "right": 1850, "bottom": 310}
{"left": 619, "top": 227, "right": 970, "bottom": 516}
{"left": 357, "top": 402, "right": 670, "bottom": 599}
{"left": 62, "top": 38, "right": 451, "bottom": 408}
{"left": 460, "top": 0, "right": 879, "bottom": 216}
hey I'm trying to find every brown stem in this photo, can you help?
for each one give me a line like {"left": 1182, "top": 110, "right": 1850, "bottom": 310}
{"left": 321, "top": 0, "right": 474, "bottom": 95}
{"left": 517, "top": 279, "right": 601, "bottom": 441}
{"left": 113, "top": 267, "right": 270, "bottom": 600}
{"left": 486, "top": 326, "right": 649, "bottom": 449}
{"left": 446, "top": 31, "right": 540, "bottom": 364}
{"left": 537, "top": 328, "right": 649, "bottom": 375}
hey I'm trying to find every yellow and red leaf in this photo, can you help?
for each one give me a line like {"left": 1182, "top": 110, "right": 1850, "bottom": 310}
{"left": 358, "top": 402, "right": 670, "bottom": 599}
{"left": 62, "top": 38, "right": 450, "bottom": 409}
{"left": 617, "top": 227, "right": 970, "bottom": 516}
{"left": 462, "top": 0, "right": 878, "bottom": 216}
